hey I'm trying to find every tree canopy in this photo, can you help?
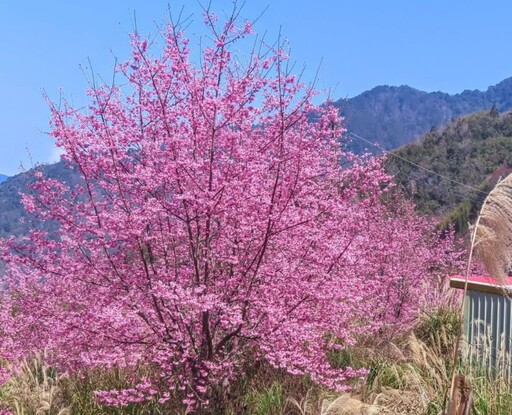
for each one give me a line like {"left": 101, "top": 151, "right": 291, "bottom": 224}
{"left": 0, "top": 9, "right": 464, "bottom": 413}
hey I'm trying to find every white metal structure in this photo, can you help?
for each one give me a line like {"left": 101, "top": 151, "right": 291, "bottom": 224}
{"left": 450, "top": 276, "right": 512, "bottom": 378}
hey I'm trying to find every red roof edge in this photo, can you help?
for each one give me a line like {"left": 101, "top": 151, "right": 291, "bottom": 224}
{"left": 450, "top": 275, "right": 512, "bottom": 295}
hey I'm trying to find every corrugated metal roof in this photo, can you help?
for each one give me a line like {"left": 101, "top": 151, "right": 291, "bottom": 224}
{"left": 450, "top": 275, "right": 512, "bottom": 295}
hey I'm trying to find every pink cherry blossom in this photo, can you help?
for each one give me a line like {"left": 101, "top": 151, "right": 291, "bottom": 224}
{"left": 0, "top": 9, "right": 464, "bottom": 412}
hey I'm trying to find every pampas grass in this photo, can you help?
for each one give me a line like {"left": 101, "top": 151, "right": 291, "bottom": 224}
{"left": 474, "top": 173, "right": 512, "bottom": 281}
{"left": 446, "top": 173, "right": 512, "bottom": 413}
{"left": 0, "top": 352, "right": 70, "bottom": 415}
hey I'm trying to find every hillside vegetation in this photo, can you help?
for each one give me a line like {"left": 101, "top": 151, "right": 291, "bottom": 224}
{"left": 4, "top": 77, "right": 512, "bottom": 239}
{"left": 2, "top": 111, "right": 512, "bottom": 238}
{"left": 387, "top": 110, "right": 512, "bottom": 232}
{"left": 0, "top": 161, "right": 80, "bottom": 238}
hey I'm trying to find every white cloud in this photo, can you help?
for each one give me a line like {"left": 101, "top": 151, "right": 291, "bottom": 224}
{"left": 48, "top": 145, "right": 65, "bottom": 164}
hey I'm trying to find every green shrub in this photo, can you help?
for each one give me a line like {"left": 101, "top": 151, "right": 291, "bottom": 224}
{"left": 244, "top": 382, "right": 286, "bottom": 415}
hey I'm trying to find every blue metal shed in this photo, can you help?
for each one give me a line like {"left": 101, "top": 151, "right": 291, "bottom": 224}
{"left": 451, "top": 275, "right": 512, "bottom": 378}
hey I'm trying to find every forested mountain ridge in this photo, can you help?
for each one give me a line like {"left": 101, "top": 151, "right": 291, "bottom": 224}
{"left": 0, "top": 162, "right": 80, "bottom": 237}
{"left": 386, "top": 110, "right": 512, "bottom": 232}
{"left": 4, "top": 78, "right": 512, "bottom": 238}
{"left": 340, "top": 77, "right": 512, "bottom": 152}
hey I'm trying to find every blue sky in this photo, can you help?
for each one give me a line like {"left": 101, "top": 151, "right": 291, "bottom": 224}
{"left": 2, "top": 1, "right": 512, "bottom": 176}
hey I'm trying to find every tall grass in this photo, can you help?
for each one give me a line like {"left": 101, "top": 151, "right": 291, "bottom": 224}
{"left": 0, "top": 352, "right": 70, "bottom": 415}
{"left": 2, "top": 306, "right": 512, "bottom": 414}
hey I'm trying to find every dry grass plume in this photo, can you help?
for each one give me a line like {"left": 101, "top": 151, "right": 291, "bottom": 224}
{"left": 474, "top": 172, "right": 512, "bottom": 281}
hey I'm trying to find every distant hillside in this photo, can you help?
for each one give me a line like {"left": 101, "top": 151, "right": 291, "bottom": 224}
{"left": 386, "top": 110, "right": 512, "bottom": 232}
{"left": 0, "top": 161, "right": 80, "bottom": 237}
{"left": 340, "top": 77, "right": 512, "bottom": 152}
{"left": 4, "top": 78, "right": 512, "bottom": 239}
{"left": 0, "top": 175, "right": 7, "bottom": 183}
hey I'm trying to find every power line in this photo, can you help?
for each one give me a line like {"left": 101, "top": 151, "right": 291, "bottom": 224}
{"left": 346, "top": 131, "right": 490, "bottom": 196}
{"left": 401, "top": 169, "right": 488, "bottom": 206}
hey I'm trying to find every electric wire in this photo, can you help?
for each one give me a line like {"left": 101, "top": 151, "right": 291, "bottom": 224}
{"left": 399, "top": 168, "right": 489, "bottom": 206}
{"left": 345, "top": 127, "right": 512, "bottom": 382}
{"left": 345, "top": 131, "right": 490, "bottom": 196}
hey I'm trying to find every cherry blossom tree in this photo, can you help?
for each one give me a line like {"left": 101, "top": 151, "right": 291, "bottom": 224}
{"left": 352, "top": 197, "right": 465, "bottom": 334}
{"left": 0, "top": 8, "right": 463, "bottom": 412}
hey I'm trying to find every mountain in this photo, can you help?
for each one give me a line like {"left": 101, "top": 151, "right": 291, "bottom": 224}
{"left": 386, "top": 110, "right": 512, "bottom": 232}
{"left": 0, "top": 175, "right": 7, "bottom": 184}
{"left": 339, "top": 77, "right": 512, "bottom": 152}
{"left": 0, "top": 161, "right": 80, "bottom": 237}
{"left": 4, "top": 78, "right": 512, "bottom": 238}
